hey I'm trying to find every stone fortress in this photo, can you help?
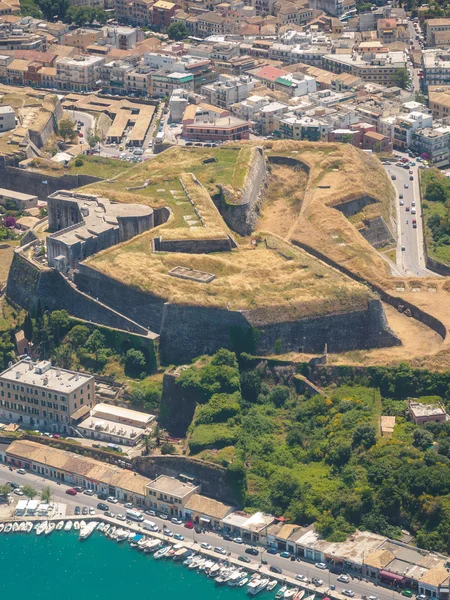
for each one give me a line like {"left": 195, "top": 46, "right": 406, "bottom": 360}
{"left": 7, "top": 141, "right": 434, "bottom": 365}
{"left": 46, "top": 190, "right": 154, "bottom": 270}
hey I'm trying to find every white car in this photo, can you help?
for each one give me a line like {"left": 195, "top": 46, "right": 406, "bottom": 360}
{"left": 338, "top": 575, "right": 350, "bottom": 583}
{"left": 13, "top": 489, "right": 24, "bottom": 496}
{"left": 83, "top": 489, "right": 95, "bottom": 496}
{"left": 201, "top": 542, "right": 212, "bottom": 550}
{"left": 295, "top": 574, "right": 308, "bottom": 583}
{"left": 171, "top": 518, "right": 183, "bottom": 525}
{"left": 404, "top": 183, "right": 409, "bottom": 188}
{"left": 89, "top": 507, "right": 95, "bottom": 515}
{"left": 17, "top": 468, "right": 26, "bottom": 474}
{"left": 117, "top": 514, "right": 126, "bottom": 521}
{"left": 159, "top": 513, "right": 168, "bottom": 520}
{"left": 214, "top": 547, "right": 227, "bottom": 555}
{"left": 233, "top": 537, "right": 243, "bottom": 544}
{"left": 107, "top": 496, "right": 118, "bottom": 504}
{"left": 343, "top": 590, "right": 355, "bottom": 597}
{"left": 315, "top": 562, "right": 327, "bottom": 570}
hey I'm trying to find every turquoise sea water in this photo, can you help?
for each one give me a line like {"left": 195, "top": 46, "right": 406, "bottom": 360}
{"left": 0, "top": 531, "right": 253, "bottom": 599}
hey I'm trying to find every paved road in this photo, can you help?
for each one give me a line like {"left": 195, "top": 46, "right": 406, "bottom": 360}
{"left": 383, "top": 160, "right": 436, "bottom": 277}
{"left": 0, "top": 464, "right": 409, "bottom": 600}
{"left": 67, "top": 110, "right": 94, "bottom": 143}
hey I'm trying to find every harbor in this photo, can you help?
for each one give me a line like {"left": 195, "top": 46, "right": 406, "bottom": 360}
{"left": 0, "top": 517, "right": 320, "bottom": 600}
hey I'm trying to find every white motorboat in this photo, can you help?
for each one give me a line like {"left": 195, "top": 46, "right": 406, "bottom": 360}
{"left": 209, "top": 563, "right": 221, "bottom": 577}
{"left": 25, "top": 522, "right": 33, "bottom": 533}
{"left": 12, "top": 522, "right": 19, "bottom": 532}
{"left": 36, "top": 521, "right": 47, "bottom": 536}
{"left": 267, "top": 580, "right": 278, "bottom": 591}
{"left": 202, "top": 560, "right": 214, "bottom": 573}
{"left": 294, "top": 590, "right": 305, "bottom": 600}
{"left": 284, "top": 588, "right": 298, "bottom": 599}
{"left": 108, "top": 526, "right": 117, "bottom": 538}
{"left": 103, "top": 524, "right": 110, "bottom": 534}
{"left": 228, "top": 570, "right": 247, "bottom": 586}
{"left": 239, "top": 578, "right": 249, "bottom": 587}
{"left": 4, "top": 524, "right": 12, "bottom": 534}
{"left": 97, "top": 522, "right": 104, "bottom": 533}
{"left": 19, "top": 522, "right": 27, "bottom": 532}
{"left": 115, "top": 529, "right": 129, "bottom": 542}
{"left": 45, "top": 522, "right": 55, "bottom": 535}
{"left": 276, "top": 585, "right": 288, "bottom": 599}
{"left": 248, "top": 578, "right": 269, "bottom": 596}
{"left": 0, "top": 523, "right": 4, "bottom": 533}
{"left": 183, "top": 553, "right": 198, "bottom": 566}
{"left": 154, "top": 545, "right": 171, "bottom": 559}
{"left": 56, "top": 521, "right": 64, "bottom": 531}
{"left": 79, "top": 521, "right": 97, "bottom": 540}
{"left": 64, "top": 521, "right": 73, "bottom": 532}
{"left": 195, "top": 558, "right": 206, "bottom": 570}
{"left": 73, "top": 521, "right": 80, "bottom": 531}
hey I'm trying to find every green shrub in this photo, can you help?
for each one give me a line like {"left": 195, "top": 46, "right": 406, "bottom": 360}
{"left": 189, "top": 423, "right": 238, "bottom": 453}
{"left": 195, "top": 392, "right": 241, "bottom": 425}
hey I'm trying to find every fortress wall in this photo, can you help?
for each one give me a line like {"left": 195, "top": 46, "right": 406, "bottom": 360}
{"left": 333, "top": 194, "right": 377, "bottom": 217}
{"left": 359, "top": 216, "right": 396, "bottom": 249}
{"left": 158, "top": 237, "right": 232, "bottom": 254}
{"left": 292, "top": 239, "right": 447, "bottom": 340}
{"left": 154, "top": 206, "right": 171, "bottom": 227}
{"left": 75, "top": 264, "right": 166, "bottom": 333}
{"left": 0, "top": 167, "right": 102, "bottom": 200}
{"left": 215, "top": 146, "right": 266, "bottom": 236}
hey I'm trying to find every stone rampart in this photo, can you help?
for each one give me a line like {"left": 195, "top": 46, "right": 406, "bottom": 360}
{"left": 333, "top": 194, "right": 377, "bottom": 217}
{"left": 0, "top": 167, "right": 102, "bottom": 200}
{"left": 160, "top": 368, "right": 198, "bottom": 436}
{"left": 215, "top": 146, "right": 266, "bottom": 236}
{"left": 156, "top": 236, "right": 232, "bottom": 254}
{"left": 133, "top": 454, "right": 236, "bottom": 505}
{"left": 359, "top": 216, "right": 395, "bottom": 249}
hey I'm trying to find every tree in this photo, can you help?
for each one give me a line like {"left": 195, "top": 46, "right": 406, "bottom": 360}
{"left": 35, "top": 0, "right": 69, "bottom": 21}
{"left": 160, "top": 441, "right": 176, "bottom": 454}
{"left": 352, "top": 424, "right": 376, "bottom": 449}
{"left": 58, "top": 117, "right": 76, "bottom": 142}
{"left": 269, "top": 468, "right": 301, "bottom": 512}
{"left": 392, "top": 68, "right": 412, "bottom": 90}
{"left": 125, "top": 349, "right": 147, "bottom": 377}
{"left": 66, "top": 324, "right": 90, "bottom": 348}
{"left": 41, "top": 486, "right": 52, "bottom": 503}
{"left": 50, "top": 309, "right": 71, "bottom": 342}
{"left": 0, "top": 483, "right": 11, "bottom": 498}
{"left": 267, "top": 385, "right": 290, "bottom": 407}
{"left": 167, "top": 21, "right": 188, "bottom": 41}
{"left": 4, "top": 216, "right": 16, "bottom": 228}
{"left": 23, "top": 313, "right": 34, "bottom": 342}
{"left": 341, "top": 133, "right": 354, "bottom": 144}
{"left": 413, "top": 428, "right": 434, "bottom": 451}
{"left": 425, "top": 179, "right": 448, "bottom": 203}
{"left": 142, "top": 433, "right": 155, "bottom": 455}
{"left": 22, "top": 485, "right": 38, "bottom": 499}
{"left": 86, "top": 128, "right": 100, "bottom": 148}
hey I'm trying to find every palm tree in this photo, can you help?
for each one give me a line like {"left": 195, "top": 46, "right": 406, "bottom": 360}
{"left": 22, "top": 485, "right": 37, "bottom": 499}
{"left": 142, "top": 434, "right": 155, "bottom": 456}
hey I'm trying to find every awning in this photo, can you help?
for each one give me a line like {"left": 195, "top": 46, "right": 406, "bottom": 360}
{"left": 200, "top": 517, "right": 211, "bottom": 523}
{"left": 380, "top": 571, "right": 405, "bottom": 583}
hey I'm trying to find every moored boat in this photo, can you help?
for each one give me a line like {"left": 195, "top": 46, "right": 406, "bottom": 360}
{"left": 97, "top": 523, "right": 104, "bottom": 533}
{"left": 79, "top": 521, "right": 97, "bottom": 540}
{"left": 25, "top": 522, "right": 33, "bottom": 533}
{"left": 294, "top": 590, "right": 305, "bottom": 600}
{"left": 64, "top": 521, "right": 73, "bottom": 532}
{"left": 19, "top": 522, "right": 27, "bottom": 532}
{"left": 268, "top": 580, "right": 278, "bottom": 592}
{"left": 36, "top": 521, "right": 47, "bottom": 536}
{"left": 12, "top": 522, "right": 19, "bottom": 532}
{"left": 154, "top": 545, "right": 171, "bottom": 560}
{"left": 276, "top": 585, "right": 288, "bottom": 599}
{"left": 239, "top": 578, "right": 249, "bottom": 587}
{"left": 284, "top": 588, "right": 298, "bottom": 599}
{"left": 4, "top": 524, "right": 12, "bottom": 533}
{"left": 56, "top": 521, "right": 64, "bottom": 531}
{"left": 0, "top": 523, "right": 4, "bottom": 533}
{"left": 248, "top": 578, "right": 269, "bottom": 596}
{"left": 45, "top": 522, "right": 55, "bottom": 536}
{"left": 103, "top": 524, "right": 110, "bottom": 534}
{"left": 73, "top": 521, "right": 80, "bottom": 531}
{"left": 209, "top": 563, "right": 221, "bottom": 577}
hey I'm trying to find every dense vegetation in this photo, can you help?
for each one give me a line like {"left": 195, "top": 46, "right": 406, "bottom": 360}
{"left": 422, "top": 169, "right": 450, "bottom": 264}
{"left": 177, "top": 350, "right": 450, "bottom": 552}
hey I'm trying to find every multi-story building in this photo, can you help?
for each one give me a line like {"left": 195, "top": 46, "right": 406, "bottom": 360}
{"left": 426, "top": 18, "right": 450, "bottom": 47}
{"left": 55, "top": 55, "right": 104, "bottom": 91}
{"left": 377, "top": 18, "right": 398, "bottom": 45}
{"left": 197, "top": 12, "right": 225, "bottom": 37}
{"left": 0, "top": 33, "right": 46, "bottom": 52}
{"left": 230, "top": 94, "right": 270, "bottom": 121}
{"left": 69, "top": 0, "right": 104, "bottom": 7}
{"left": 276, "top": 113, "right": 327, "bottom": 140}
{"left": 151, "top": 70, "right": 194, "bottom": 96}
{"left": 429, "top": 87, "right": 450, "bottom": 119}
{"left": 182, "top": 104, "right": 250, "bottom": 141}
{"left": 392, "top": 111, "right": 433, "bottom": 150}
{"left": 422, "top": 51, "right": 450, "bottom": 91}
{"left": 64, "top": 28, "right": 103, "bottom": 50}
{"left": 105, "top": 26, "right": 143, "bottom": 50}
{"left": 0, "top": 359, "right": 95, "bottom": 433}
{"left": 0, "top": 106, "right": 15, "bottom": 132}
{"left": 309, "top": 0, "right": 345, "bottom": 17}
{"left": 101, "top": 60, "right": 151, "bottom": 96}
{"left": 411, "top": 126, "right": 450, "bottom": 167}
{"left": 116, "top": 0, "right": 154, "bottom": 27}
{"left": 322, "top": 51, "right": 407, "bottom": 86}
{"left": 146, "top": 475, "right": 200, "bottom": 518}
{"left": 6, "top": 58, "right": 30, "bottom": 85}
{"left": 152, "top": 0, "right": 180, "bottom": 28}
{"left": 201, "top": 74, "right": 255, "bottom": 109}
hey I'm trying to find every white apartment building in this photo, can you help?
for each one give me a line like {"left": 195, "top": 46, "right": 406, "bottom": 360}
{"left": 231, "top": 94, "right": 270, "bottom": 121}
{"left": 0, "top": 359, "right": 95, "bottom": 433}
{"left": 393, "top": 111, "right": 433, "bottom": 150}
{"left": 322, "top": 51, "right": 408, "bottom": 85}
{"left": 56, "top": 55, "right": 105, "bottom": 91}
{"left": 422, "top": 50, "right": 450, "bottom": 90}
{"left": 0, "top": 105, "right": 15, "bottom": 132}
{"left": 201, "top": 74, "right": 255, "bottom": 109}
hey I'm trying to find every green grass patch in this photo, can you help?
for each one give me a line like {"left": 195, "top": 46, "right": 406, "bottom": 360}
{"left": 68, "top": 155, "right": 133, "bottom": 179}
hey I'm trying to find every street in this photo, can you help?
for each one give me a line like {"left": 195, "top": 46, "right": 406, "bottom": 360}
{"left": 0, "top": 463, "right": 409, "bottom": 600}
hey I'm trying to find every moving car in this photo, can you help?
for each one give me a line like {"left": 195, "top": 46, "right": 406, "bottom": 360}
{"left": 66, "top": 488, "right": 77, "bottom": 496}
{"left": 343, "top": 590, "right": 355, "bottom": 597}
{"left": 97, "top": 502, "right": 109, "bottom": 511}
{"left": 280, "top": 552, "right": 291, "bottom": 559}
{"left": 338, "top": 575, "right": 350, "bottom": 583}
{"left": 404, "top": 183, "right": 409, "bottom": 188}
{"left": 296, "top": 575, "right": 308, "bottom": 582}
{"left": 245, "top": 547, "right": 259, "bottom": 556}
{"left": 214, "top": 547, "right": 227, "bottom": 555}
{"left": 270, "top": 566, "right": 282, "bottom": 574}
{"left": 17, "top": 468, "right": 26, "bottom": 474}
{"left": 171, "top": 518, "right": 183, "bottom": 525}
{"left": 201, "top": 543, "right": 212, "bottom": 550}
{"left": 315, "top": 562, "right": 327, "bottom": 570}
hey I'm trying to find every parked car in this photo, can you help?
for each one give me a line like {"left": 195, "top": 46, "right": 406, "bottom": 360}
{"left": 174, "top": 533, "right": 184, "bottom": 541}
{"left": 74, "top": 506, "right": 81, "bottom": 515}
{"left": 266, "top": 548, "right": 278, "bottom": 555}
{"left": 223, "top": 534, "right": 233, "bottom": 541}
{"left": 83, "top": 489, "right": 95, "bottom": 496}
{"left": 239, "top": 555, "right": 251, "bottom": 563}
{"left": 104, "top": 511, "right": 115, "bottom": 518}
{"left": 66, "top": 488, "right": 77, "bottom": 496}
{"left": 107, "top": 496, "right": 118, "bottom": 504}
{"left": 7, "top": 482, "right": 19, "bottom": 489}
{"left": 338, "top": 575, "right": 350, "bottom": 583}
{"left": 233, "top": 537, "right": 243, "bottom": 544}
{"left": 312, "top": 578, "right": 323, "bottom": 586}
{"left": 17, "top": 468, "right": 26, "bottom": 474}
{"left": 404, "top": 183, "right": 409, "bottom": 188}
{"left": 214, "top": 547, "right": 227, "bottom": 555}
{"left": 245, "top": 547, "right": 259, "bottom": 556}
{"left": 97, "top": 493, "right": 108, "bottom": 500}
{"left": 159, "top": 513, "right": 168, "bottom": 520}
{"left": 82, "top": 507, "right": 88, "bottom": 515}
{"left": 295, "top": 575, "right": 308, "bottom": 583}
{"left": 270, "top": 566, "right": 282, "bottom": 574}
{"left": 124, "top": 502, "right": 134, "bottom": 509}
{"left": 97, "top": 503, "right": 109, "bottom": 511}
{"left": 116, "top": 514, "right": 126, "bottom": 521}
{"left": 89, "top": 507, "right": 95, "bottom": 515}
{"left": 13, "top": 488, "right": 24, "bottom": 496}
{"left": 315, "top": 562, "right": 327, "bottom": 570}
{"left": 201, "top": 543, "right": 212, "bottom": 550}
{"left": 163, "top": 529, "right": 173, "bottom": 537}
{"left": 171, "top": 518, "right": 183, "bottom": 525}
{"left": 145, "top": 510, "right": 157, "bottom": 517}
{"left": 402, "top": 591, "right": 413, "bottom": 598}
{"left": 343, "top": 590, "right": 355, "bottom": 597}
